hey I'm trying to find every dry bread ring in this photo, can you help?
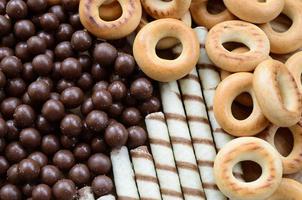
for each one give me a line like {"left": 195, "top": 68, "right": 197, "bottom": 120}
{"left": 259, "top": 124, "right": 302, "bottom": 174}
{"left": 259, "top": 0, "right": 302, "bottom": 54}
{"left": 98, "top": 1, "right": 122, "bottom": 21}
{"left": 141, "top": 0, "right": 191, "bottom": 19}
{"left": 285, "top": 51, "right": 302, "bottom": 94}
{"left": 267, "top": 178, "right": 302, "bottom": 200}
{"left": 214, "top": 137, "right": 283, "bottom": 200}
{"left": 79, "top": 0, "right": 142, "bottom": 39}
{"left": 133, "top": 19, "right": 199, "bottom": 82}
{"left": 190, "top": 0, "right": 235, "bottom": 29}
{"left": 214, "top": 72, "right": 268, "bottom": 136}
{"left": 205, "top": 20, "right": 270, "bottom": 72}
{"left": 223, "top": 0, "right": 284, "bottom": 24}
{"left": 253, "top": 59, "right": 302, "bottom": 127}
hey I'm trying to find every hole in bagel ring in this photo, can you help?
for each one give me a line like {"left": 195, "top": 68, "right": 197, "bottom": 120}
{"left": 214, "top": 137, "right": 283, "bottom": 200}
{"left": 267, "top": 178, "right": 302, "bottom": 200}
{"left": 98, "top": 1, "right": 122, "bottom": 21}
{"left": 285, "top": 51, "right": 302, "bottom": 94}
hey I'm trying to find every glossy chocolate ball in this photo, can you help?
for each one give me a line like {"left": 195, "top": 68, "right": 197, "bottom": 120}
{"left": 60, "top": 114, "right": 82, "bottom": 137}
{"left": 54, "top": 41, "right": 74, "bottom": 60}
{"left": 19, "top": 128, "right": 41, "bottom": 149}
{"left": 0, "top": 118, "right": 7, "bottom": 137}
{"left": 32, "top": 54, "right": 53, "bottom": 76}
{"left": 77, "top": 72, "right": 93, "bottom": 91}
{"left": 61, "top": 0, "right": 79, "bottom": 11}
{"left": 127, "top": 126, "right": 147, "bottom": 149}
{"left": 0, "top": 15, "right": 12, "bottom": 36}
{"left": 60, "top": 86, "right": 84, "bottom": 108}
{"left": 93, "top": 42, "right": 117, "bottom": 66}
{"left": 56, "top": 79, "right": 75, "bottom": 93}
{"left": 114, "top": 53, "right": 135, "bottom": 77}
{"left": 73, "top": 143, "right": 91, "bottom": 161}
{"left": 41, "top": 134, "right": 60, "bottom": 155}
{"left": 52, "top": 179, "right": 77, "bottom": 200}
{"left": 13, "top": 104, "right": 36, "bottom": 128}
{"left": 92, "top": 175, "right": 113, "bottom": 197}
{"left": 55, "top": 23, "right": 74, "bottom": 42}
{"left": 88, "top": 153, "right": 111, "bottom": 175}
{"left": 22, "top": 62, "right": 37, "bottom": 82}
{"left": 60, "top": 58, "right": 82, "bottom": 80}
{"left": 27, "top": 36, "right": 47, "bottom": 55}
{"left": 0, "top": 184, "right": 22, "bottom": 200}
{"left": 0, "top": 56, "right": 22, "bottom": 78}
{"left": 0, "top": 138, "right": 6, "bottom": 152}
{"left": 60, "top": 135, "right": 78, "bottom": 149}
{"left": 0, "top": 0, "right": 5, "bottom": 15}
{"left": 108, "top": 81, "right": 127, "bottom": 101}
{"left": 39, "top": 13, "right": 59, "bottom": 31}
{"left": 37, "top": 31, "right": 55, "bottom": 49}
{"left": 5, "top": 120, "right": 19, "bottom": 141}
{"left": 6, "top": 0, "right": 28, "bottom": 19}
{"left": 0, "top": 47, "right": 14, "bottom": 62}
{"left": 69, "top": 13, "right": 82, "bottom": 29}
{"left": 0, "top": 156, "right": 9, "bottom": 175}
{"left": 91, "top": 63, "right": 108, "bottom": 81}
{"left": 36, "top": 115, "right": 55, "bottom": 135}
{"left": 80, "top": 98, "right": 94, "bottom": 116}
{"left": 1, "top": 97, "right": 21, "bottom": 119}
{"left": 27, "top": 80, "right": 50, "bottom": 102}
{"left": 5, "top": 78, "right": 26, "bottom": 97}
{"left": 49, "top": 5, "right": 66, "bottom": 22}
{"left": 122, "top": 107, "right": 142, "bottom": 126}
{"left": 41, "top": 165, "right": 62, "bottom": 186}
{"left": 27, "top": 0, "right": 47, "bottom": 13}
{"left": 42, "top": 99, "right": 65, "bottom": 122}
{"left": 93, "top": 81, "right": 108, "bottom": 93}
{"left": 22, "top": 183, "right": 35, "bottom": 197}
{"left": 0, "top": 71, "right": 6, "bottom": 88}
{"left": 92, "top": 89, "right": 112, "bottom": 110}
{"left": 7, "top": 164, "right": 20, "bottom": 184}
{"left": 68, "top": 164, "right": 90, "bottom": 185}
{"left": 18, "top": 158, "right": 40, "bottom": 181}
{"left": 107, "top": 102, "right": 124, "bottom": 118}
{"left": 85, "top": 110, "right": 108, "bottom": 132}
{"left": 105, "top": 122, "right": 128, "bottom": 148}
{"left": 139, "top": 96, "right": 161, "bottom": 115}
{"left": 1, "top": 33, "right": 16, "bottom": 47}
{"left": 28, "top": 152, "right": 48, "bottom": 167}
{"left": 91, "top": 137, "right": 107, "bottom": 153}
{"left": 5, "top": 142, "right": 27, "bottom": 163}
{"left": 130, "top": 78, "right": 153, "bottom": 100}
{"left": 32, "top": 184, "right": 52, "bottom": 200}
{"left": 53, "top": 150, "right": 75, "bottom": 170}
{"left": 14, "top": 20, "right": 35, "bottom": 40}
{"left": 15, "top": 42, "right": 30, "bottom": 61}
{"left": 71, "top": 30, "right": 92, "bottom": 51}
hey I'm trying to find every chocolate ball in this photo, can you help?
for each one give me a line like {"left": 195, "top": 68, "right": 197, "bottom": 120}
{"left": 54, "top": 41, "right": 74, "bottom": 60}
{"left": 0, "top": 156, "right": 9, "bottom": 175}
{"left": 88, "top": 153, "right": 111, "bottom": 175}
{"left": 41, "top": 165, "right": 62, "bottom": 186}
{"left": 60, "top": 58, "right": 81, "bottom": 80}
{"left": 0, "top": 118, "right": 7, "bottom": 137}
{"left": 28, "top": 80, "right": 50, "bottom": 102}
{"left": 127, "top": 126, "right": 147, "bottom": 149}
{"left": 105, "top": 122, "right": 128, "bottom": 148}
{"left": 5, "top": 120, "right": 19, "bottom": 141}
{"left": 0, "top": 56, "right": 22, "bottom": 78}
{"left": 56, "top": 23, "right": 74, "bottom": 42}
{"left": 15, "top": 42, "right": 30, "bottom": 61}
{"left": 14, "top": 20, "right": 35, "bottom": 40}
{"left": 22, "top": 62, "right": 37, "bottom": 82}
{"left": 41, "top": 134, "right": 60, "bottom": 155}
{"left": 0, "top": 184, "right": 22, "bottom": 200}
{"left": 60, "top": 135, "right": 78, "bottom": 149}
{"left": 85, "top": 110, "right": 108, "bottom": 132}
{"left": 91, "top": 63, "right": 108, "bottom": 81}
{"left": 130, "top": 78, "right": 153, "bottom": 100}
{"left": 1, "top": 97, "right": 22, "bottom": 119}
{"left": 18, "top": 158, "right": 40, "bottom": 181}
{"left": 0, "top": 71, "right": 6, "bottom": 88}
{"left": 0, "top": 15, "right": 12, "bottom": 36}
{"left": 5, "top": 142, "right": 27, "bottom": 163}
{"left": 22, "top": 183, "right": 35, "bottom": 197}
{"left": 92, "top": 89, "right": 112, "bottom": 110}
{"left": 91, "top": 175, "right": 113, "bottom": 197}
{"left": 60, "top": 86, "right": 84, "bottom": 108}
{"left": 93, "top": 81, "right": 108, "bottom": 93}
{"left": 32, "top": 54, "right": 53, "bottom": 76}
{"left": 114, "top": 53, "right": 135, "bottom": 77}
{"left": 71, "top": 30, "right": 92, "bottom": 52}
{"left": 36, "top": 115, "right": 55, "bottom": 134}
{"left": 28, "top": 152, "right": 48, "bottom": 167}
{"left": 0, "top": 47, "right": 14, "bottom": 62}
{"left": 0, "top": 138, "right": 6, "bottom": 152}
{"left": 93, "top": 43, "right": 117, "bottom": 66}
{"left": 139, "top": 96, "right": 161, "bottom": 115}
{"left": 69, "top": 13, "right": 82, "bottom": 29}
{"left": 7, "top": 164, "right": 20, "bottom": 184}
{"left": 27, "top": 36, "right": 47, "bottom": 55}
{"left": 27, "top": 0, "right": 47, "bottom": 13}
{"left": 49, "top": 5, "right": 66, "bottom": 23}
{"left": 122, "top": 107, "right": 142, "bottom": 126}
{"left": 68, "top": 164, "right": 90, "bottom": 185}
{"left": 32, "top": 184, "right": 52, "bottom": 200}
{"left": 91, "top": 137, "right": 107, "bottom": 153}
{"left": 61, "top": 0, "right": 79, "bottom": 11}
{"left": 0, "top": 0, "right": 6, "bottom": 15}
{"left": 108, "top": 102, "right": 124, "bottom": 118}
{"left": 77, "top": 72, "right": 93, "bottom": 91}
{"left": 37, "top": 31, "right": 55, "bottom": 49}
{"left": 5, "top": 78, "right": 26, "bottom": 97}
{"left": 78, "top": 54, "right": 91, "bottom": 72}
{"left": 56, "top": 79, "right": 75, "bottom": 93}
{"left": 53, "top": 150, "right": 75, "bottom": 170}
{"left": 6, "top": 0, "right": 28, "bottom": 19}
{"left": 13, "top": 104, "right": 36, "bottom": 128}
{"left": 20, "top": 128, "right": 41, "bottom": 148}
{"left": 42, "top": 99, "right": 65, "bottom": 122}
{"left": 60, "top": 114, "right": 82, "bottom": 137}
{"left": 108, "top": 81, "right": 127, "bottom": 101}
{"left": 53, "top": 179, "right": 77, "bottom": 200}
{"left": 1, "top": 33, "right": 16, "bottom": 47}
{"left": 40, "top": 13, "right": 59, "bottom": 31}
{"left": 81, "top": 98, "right": 94, "bottom": 116}
{"left": 73, "top": 143, "right": 91, "bottom": 161}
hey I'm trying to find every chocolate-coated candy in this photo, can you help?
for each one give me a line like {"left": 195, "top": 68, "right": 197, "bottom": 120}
{"left": 85, "top": 110, "right": 108, "bottom": 132}
{"left": 28, "top": 152, "right": 48, "bottom": 167}
{"left": 5, "top": 120, "right": 19, "bottom": 141}
{"left": 122, "top": 107, "right": 142, "bottom": 126}
{"left": 18, "top": 158, "right": 40, "bottom": 181}
{"left": 22, "top": 62, "right": 37, "bottom": 82}
{"left": 108, "top": 81, "right": 127, "bottom": 101}
{"left": 14, "top": 20, "right": 35, "bottom": 40}
{"left": 28, "top": 80, "right": 50, "bottom": 102}
{"left": 130, "top": 77, "right": 153, "bottom": 100}
{"left": 60, "top": 58, "right": 82, "bottom": 80}
{"left": 20, "top": 128, "right": 41, "bottom": 149}
{"left": 0, "top": 138, "right": 6, "bottom": 152}
{"left": 7, "top": 164, "right": 20, "bottom": 184}
{"left": 69, "top": 13, "right": 83, "bottom": 29}
{"left": 54, "top": 41, "right": 74, "bottom": 60}
{"left": 49, "top": 5, "right": 66, "bottom": 23}
{"left": 93, "top": 42, "right": 117, "bottom": 66}
{"left": 32, "top": 54, "right": 53, "bottom": 76}
{"left": 77, "top": 72, "right": 93, "bottom": 91}
{"left": 13, "top": 104, "right": 36, "bottom": 128}
{"left": 0, "top": 97, "right": 22, "bottom": 119}
{"left": 22, "top": 183, "right": 35, "bottom": 197}
{"left": 42, "top": 99, "right": 65, "bottom": 122}
{"left": 0, "top": 47, "right": 14, "bottom": 62}
{"left": 61, "top": 0, "right": 79, "bottom": 11}
{"left": 56, "top": 23, "right": 74, "bottom": 42}
{"left": 40, "top": 13, "right": 59, "bottom": 31}
{"left": 0, "top": 184, "right": 22, "bottom": 200}
{"left": 56, "top": 79, "right": 75, "bottom": 93}
{"left": 73, "top": 143, "right": 91, "bottom": 161}
{"left": 60, "top": 135, "right": 78, "bottom": 149}
{"left": 108, "top": 102, "right": 124, "bottom": 118}
{"left": 91, "top": 63, "right": 108, "bottom": 81}
{"left": 0, "top": 0, "right": 5, "bottom": 15}
{"left": 41, "top": 134, "right": 60, "bottom": 155}
{"left": 27, "top": 36, "right": 47, "bottom": 55}
{"left": 93, "top": 81, "right": 108, "bottom": 93}
{"left": 6, "top": 0, "right": 28, "bottom": 19}
{"left": 53, "top": 150, "right": 75, "bottom": 170}
{"left": 60, "top": 114, "right": 82, "bottom": 137}
{"left": 5, "top": 142, "right": 27, "bottom": 163}
{"left": 36, "top": 115, "right": 55, "bottom": 134}
{"left": 37, "top": 31, "right": 55, "bottom": 49}
{"left": 0, "top": 118, "right": 7, "bottom": 137}
{"left": 32, "top": 184, "right": 52, "bottom": 200}
{"left": 91, "top": 137, "right": 107, "bottom": 153}
{"left": 81, "top": 98, "right": 94, "bottom": 116}
{"left": 88, "top": 153, "right": 111, "bottom": 175}
{"left": 92, "top": 175, "right": 113, "bottom": 197}
{"left": 0, "top": 15, "right": 12, "bottom": 36}
{"left": 1, "top": 33, "right": 16, "bottom": 47}
{"left": 92, "top": 89, "right": 112, "bottom": 110}
{"left": 68, "top": 163, "right": 90, "bottom": 185}
{"left": 27, "top": 0, "right": 47, "bottom": 13}
{"left": 0, "top": 71, "right": 6, "bottom": 88}
{"left": 0, "top": 56, "right": 22, "bottom": 78}
{"left": 15, "top": 42, "right": 30, "bottom": 61}
{"left": 105, "top": 122, "right": 128, "bottom": 148}
{"left": 139, "top": 96, "right": 161, "bottom": 115}
{"left": 114, "top": 53, "right": 135, "bottom": 77}
{"left": 52, "top": 179, "right": 77, "bottom": 200}
{"left": 5, "top": 78, "right": 26, "bottom": 97}
{"left": 127, "top": 126, "right": 147, "bottom": 149}
{"left": 41, "top": 165, "right": 62, "bottom": 186}
{"left": 71, "top": 30, "right": 92, "bottom": 51}
{"left": 60, "top": 86, "right": 84, "bottom": 108}
{"left": 0, "top": 156, "right": 9, "bottom": 175}
{"left": 78, "top": 54, "right": 91, "bottom": 72}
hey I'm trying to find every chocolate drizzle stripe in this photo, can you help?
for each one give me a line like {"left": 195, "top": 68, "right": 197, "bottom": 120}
{"left": 187, "top": 116, "right": 209, "bottom": 124}
{"left": 197, "top": 160, "right": 214, "bottom": 167}
{"left": 182, "top": 94, "right": 204, "bottom": 103}
{"left": 176, "top": 161, "right": 199, "bottom": 172}
{"left": 135, "top": 174, "right": 158, "bottom": 183}
{"left": 175, "top": 92, "right": 182, "bottom": 100}
{"left": 155, "top": 163, "right": 177, "bottom": 173}
{"left": 149, "top": 138, "right": 171, "bottom": 148}
{"left": 207, "top": 106, "right": 213, "bottom": 111}
{"left": 165, "top": 113, "right": 187, "bottom": 122}
{"left": 182, "top": 186, "right": 205, "bottom": 197}
{"left": 192, "top": 138, "right": 214, "bottom": 146}
{"left": 118, "top": 196, "right": 139, "bottom": 200}
{"left": 183, "top": 74, "right": 200, "bottom": 83}
{"left": 161, "top": 189, "right": 183, "bottom": 198}
{"left": 202, "top": 183, "right": 219, "bottom": 190}
{"left": 170, "top": 136, "right": 192, "bottom": 147}
{"left": 197, "top": 63, "right": 217, "bottom": 70}
{"left": 130, "top": 151, "right": 153, "bottom": 161}
{"left": 146, "top": 114, "right": 165, "bottom": 123}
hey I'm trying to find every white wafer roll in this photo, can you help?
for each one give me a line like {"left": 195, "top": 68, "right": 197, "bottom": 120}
{"left": 160, "top": 82, "right": 205, "bottom": 200}
{"left": 78, "top": 186, "right": 95, "bottom": 200}
{"left": 110, "top": 146, "right": 139, "bottom": 200}
{"left": 130, "top": 146, "right": 162, "bottom": 200}
{"left": 97, "top": 194, "right": 116, "bottom": 200}
{"left": 178, "top": 68, "right": 226, "bottom": 200}
{"left": 145, "top": 112, "right": 183, "bottom": 200}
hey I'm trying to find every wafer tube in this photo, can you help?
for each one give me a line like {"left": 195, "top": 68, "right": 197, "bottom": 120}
{"left": 160, "top": 81, "right": 205, "bottom": 200}
{"left": 130, "top": 146, "right": 162, "bottom": 200}
{"left": 111, "top": 146, "right": 139, "bottom": 200}
{"left": 179, "top": 68, "right": 226, "bottom": 200}
{"left": 145, "top": 112, "right": 183, "bottom": 200}
{"left": 78, "top": 186, "right": 95, "bottom": 200}
{"left": 97, "top": 194, "right": 116, "bottom": 200}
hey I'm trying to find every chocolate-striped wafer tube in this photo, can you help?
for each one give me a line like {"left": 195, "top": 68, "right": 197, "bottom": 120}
{"left": 179, "top": 68, "right": 226, "bottom": 200}
{"left": 97, "top": 194, "right": 116, "bottom": 200}
{"left": 110, "top": 146, "right": 139, "bottom": 200}
{"left": 145, "top": 112, "right": 183, "bottom": 200}
{"left": 130, "top": 146, "right": 162, "bottom": 200}
{"left": 160, "top": 82, "right": 205, "bottom": 200}
{"left": 194, "top": 27, "right": 244, "bottom": 180}
{"left": 78, "top": 186, "right": 95, "bottom": 200}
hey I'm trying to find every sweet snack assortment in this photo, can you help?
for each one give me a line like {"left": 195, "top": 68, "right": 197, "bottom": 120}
{"left": 1, "top": 0, "right": 302, "bottom": 199}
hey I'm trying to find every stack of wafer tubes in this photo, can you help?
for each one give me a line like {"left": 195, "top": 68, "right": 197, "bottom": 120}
{"left": 145, "top": 112, "right": 183, "bottom": 200}
{"left": 160, "top": 81, "right": 205, "bottom": 200}
{"left": 97, "top": 194, "right": 116, "bottom": 200}
{"left": 110, "top": 146, "right": 139, "bottom": 200}
{"left": 130, "top": 146, "right": 162, "bottom": 200}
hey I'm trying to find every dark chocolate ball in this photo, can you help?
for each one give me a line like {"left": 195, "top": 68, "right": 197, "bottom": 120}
{"left": 6, "top": 0, "right": 28, "bottom": 19}
{"left": 0, "top": 118, "right": 7, "bottom": 137}
{"left": 139, "top": 96, "right": 161, "bottom": 115}
{"left": 19, "top": 128, "right": 41, "bottom": 148}
{"left": 28, "top": 152, "right": 48, "bottom": 167}
{"left": 27, "top": 80, "right": 50, "bottom": 102}
{"left": 0, "top": 138, "right": 6, "bottom": 152}
{"left": 42, "top": 99, "right": 65, "bottom": 122}
{"left": 5, "top": 78, "right": 26, "bottom": 97}
{"left": 78, "top": 54, "right": 91, "bottom": 72}
{"left": 5, "top": 120, "right": 19, "bottom": 141}
{"left": 22, "top": 62, "right": 37, "bottom": 82}
{"left": 53, "top": 150, "right": 75, "bottom": 170}
{"left": 54, "top": 41, "right": 74, "bottom": 60}
{"left": 56, "top": 79, "right": 75, "bottom": 93}
{"left": 123, "top": 91, "right": 138, "bottom": 106}
{"left": 71, "top": 30, "right": 92, "bottom": 51}
{"left": 32, "top": 54, "right": 53, "bottom": 76}
{"left": 27, "top": 0, "right": 47, "bottom": 13}
{"left": 18, "top": 158, "right": 40, "bottom": 181}
{"left": 22, "top": 183, "right": 35, "bottom": 197}
{"left": 1, "top": 33, "right": 16, "bottom": 47}
{"left": 0, "top": 0, "right": 6, "bottom": 15}
{"left": 60, "top": 58, "right": 82, "bottom": 80}
{"left": 108, "top": 81, "right": 127, "bottom": 101}
{"left": 55, "top": 23, "right": 74, "bottom": 42}
{"left": 41, "top": 165, "right": 62, "bottom": 186}
{"left": 68, "top": 164, "right": 90, "bottom": 185}
{"left": 91, "top": 175, "right": 113, "bottom": 197}
{"left": 13, "top": 104, "right": 36, "bottom": 128}
{"left": 49, "top": 5, "right": 66, "bottom": 23}
{"left": 37, "top": 31, "right": 55, "bottom": 49}
{"left": 0, "top": 56, "right": 22, "bottom": 78}
{"left": 60, "top": 135, "right": 78, "bottom": 149}
{"left": 0, "top": 97, "right": 22, "bottom": 119}
{"left": 41, "top": 134, "right": 60, "bottom": 155}
{"left": 77, "top": 72, "right": 93, "bottom": 91}
{"left": 85, "top": 110, "right": 108, "bottom": 132}
{"left": 108, "top": 102, "right": 124, "bottom": 118}
{"left": 60, "top": 114, "right": 82, "bottom": 137}
{"left": 88, "top": 153, "right": 111, "bottom": 175}
{"left": 32, "top": 184, "right": 52, "bottom": 200}
{"left": 36, "top": 115, "right": 55, "bottom": 135}
{"left": 15, "top": 42, "right": 30, "bottom": 61}
{"left": 81, "top": 98, "right": 94, "bottom": 116}
{"left": 91, "top": 63, "right": 108, "bottom": 81}
{"left": 0, "top": 71, "right": 6, "bottom": 88}
{"left": 5, "top": 142, "right": 27, "bottom": 163}
{"left": 61, "top": 0, "right": 79, "bottom": 11}
{"left": 14, "top": 20, "right": 35, "bottom": 40}
{"left": 69, "top": 13, "right": 82, "bottom": 29}
{"left": 93, "top": 43, "right": 117, "bottom": 66}
{"left": 104, "top": 122, "right": 128, "bottom": 148}
{"left": 0, "top": 47, "right": 14, "bottom": 62}
{"left": 52, "top": 179, "right": 77, "bottom": 200}
{"left": 93, "top": 81, "right": 108, "bottom": 93}
{"left": 122, "top": 107, "right": 142, "bottom": 126}
{"left": 7, "top": 164, "right": 20, "bottom": 184}
{"left": 114, "top": 53, "right": 135, "bottom": 77}
{"left": 0, "top": 156, "right": 9, "bottom": 175}
{"left": 130, "top": 78, "right": 153, "bottom": 100}
{"left": 127, "top": 126, "right": 147, "bottom": 149}
{"left": 73, "top": 143, "right": 91, "bottom": 161}
{"left": 91, "top": 89, "right": 112, "bottom": 110}
{"left": 39, "top": 13, "right": 59, "bottom": 31}
{"left": 0, "top": 184, "right": 22, "bottom": 200}
{"left": 60, "top": 86, "right": 84, "bottom": 108}
{"left": 0, "top": 15, "right": 12, "bottom": 36}
{"left": 91, "top": 137, "right": 107, "bottom": 153}
{"left": 27, "top": 36, "right": 47, "bottom": 55}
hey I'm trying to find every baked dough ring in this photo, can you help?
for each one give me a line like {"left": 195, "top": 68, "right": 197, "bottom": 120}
{"left": 259, "top": 124, "right": 302, "bottom": 174}
{"left": 214, "top": 72, "right": 268, "bottom": 136}
{"left": 98, "top": 1, "right": 122, "bottom": 21}
{"left": 214, "top": 137, "right": 283, "bottom": 200}
{"left": 285, "top": 51, "right": 302, "bottom": 94}
{"left": 259, "top": 0, "right": 302, "bottom": 54}
{"left": 141, "top": 0, "right": 191, "bottom": 19}
{"left": 253, "top": 59, "right": 302, "bottom": 127}
{"left": 205, "top": 20, "right": 270, "bottom": 72}
{"left": 79, "top": 0, "right": 142, "bottom": 39}
{"left": 223, "top": 0, "right": 284, "bottom": 24}
{"left": 267, "top": 178, "right": 302, "bottom": 200}
{"left": 190, "top": 0, "right": 235, "bottom": 29}
{"left": 133, "top": 19, "right": 199, "bottom": 82}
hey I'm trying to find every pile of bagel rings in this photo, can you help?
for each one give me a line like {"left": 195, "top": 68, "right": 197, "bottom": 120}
{"left": 78, "top": 0, "right": 302, "bottom": 199}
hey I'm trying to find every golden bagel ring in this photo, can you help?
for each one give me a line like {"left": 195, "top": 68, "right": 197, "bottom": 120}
{"left": 253, "top": 59, "right": 302, "bottom": 127}
{"left": 259, "top": 124, "right": 302, "bottom": 174}
{"left": 205, "top": 20, "right": 270, "bottom": 72}
{"left": 140, "top": 0, "right": 191, "bottom": 19}
{"left": 133, "top": 19, "right": 199, "bottom": 82}
{"left": 259, "top": 0, "right": 302, "bottom": 54}
{"left": 98, "top": 1, "right": 122, "bottom": 21}
{"left": 214, "top": 137, "right": 283, "bottom": 200}
{"left": 267, "top": 178, "right": 302, "bottom": 200}
{"left": 285, "top": 51, "right": 302, "bottom": 94}
{"left": 190, "top": 0, "right": 235, "bottom": 29}
{"left": 223, "top": 0, "right": 284, "bottom": 24}
{"left": 79, "top": 0, "right": 142, "bottom": 39}
{"left": 214, "top": 72, "right": 268, "bottom": 136}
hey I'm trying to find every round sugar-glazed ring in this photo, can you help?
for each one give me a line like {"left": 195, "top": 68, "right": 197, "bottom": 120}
{"left": 223, "top": 0, "right": 284, "bottom": 23}
{"left": 285, "top": 51, "right": 302, "bottom": 94}
{"left": 259, "top": 0, "right": 302, "bottom": 54}
{"left": 190, "top": 0, "right": 235, "bottom": 29}
{"left": 205, "top": 20, "right": 270, "bottom": 72}
{"left": 253, "top": 59, "right": 302, "bottom": 127}
{"left": 214, "top": 137, "right": 283, "bottom": 200}
{"left": 141, "top": 0, "right": 191, "bottom": 19}
{"left": 138, "top": 11, "right": 192, "bottom": 50}
{"left": 214, "top": 72, "right": 268, "bottom": 136}
{"left": 98, "top": 1, "right": 122, "bottom": 21}
{"left": 259, "top": 124, "right": 302, "bottom": 174}
{"left": 79, "top": 0, "right": 142, "bottom": 39}
{"left": 133, "top": 19, "right": 199, "bottom": 82}
{"left": 267, "top": 178, "right": 302, "bottom": 199}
